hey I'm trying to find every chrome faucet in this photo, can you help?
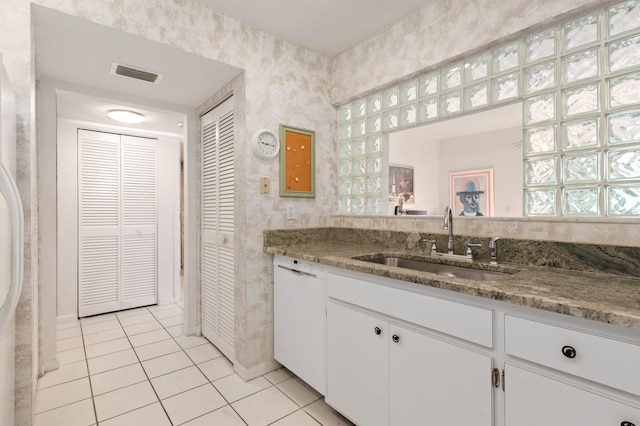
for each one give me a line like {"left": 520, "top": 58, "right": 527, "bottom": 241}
{"left": 395, "top": 197, "right": 407, "bottom": 215}
{"left": 489, "top": 236, "right": 502, "bottom": 265}
{"left": 432, "top": 207, "right": 480, "bottom": 263}
{"left": 444, "top": 206, "right": 454, "bottom": 254}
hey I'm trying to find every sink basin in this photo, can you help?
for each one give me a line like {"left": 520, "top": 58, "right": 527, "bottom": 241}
{"left": 353, "top": 255, "right": 511, "bottom": 281}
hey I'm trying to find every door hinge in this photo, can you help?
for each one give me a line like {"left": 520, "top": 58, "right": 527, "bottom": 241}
{"left": 502, "top": 369, "right": 505, "bottom": 391}
{"left": 491, "top": 368, "right": 500, "bottom": 388}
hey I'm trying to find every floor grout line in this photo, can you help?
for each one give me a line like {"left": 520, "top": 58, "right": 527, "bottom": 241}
{"left": 112, "top": 306, "right": 177, "bottom": 425}
{"left": 79, "top": 314, "right": 99, "bottom": 426}
{"left": 40, "top": 303, "right": 345, "bottom": 426}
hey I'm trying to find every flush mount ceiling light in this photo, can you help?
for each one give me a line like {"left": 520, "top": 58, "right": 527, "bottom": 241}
{"left": 107, "top": 109, "right": 146, "bottom": 124}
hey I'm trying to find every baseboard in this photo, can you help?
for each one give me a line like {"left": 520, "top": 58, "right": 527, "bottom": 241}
{"left": 56, "top": 314, "right": 78, "bottom": 324}
{"left": 234, "top": 359, "right": 281, "bottom": 382}
{"left": 41, "top": 358, "right": 60, "bottom": 375}
{"left": 183, "top": 325, "right": 198, "bottom": 336}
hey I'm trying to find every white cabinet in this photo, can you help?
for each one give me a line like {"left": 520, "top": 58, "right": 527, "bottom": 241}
{"left": 389, "top": 323, "right": 493, "bottom": 426}
{"left": 505, "top": 363, "right": 640, "bottom": 426}
{"left": 326, "top": 301, "right": 388, "bottom": 426}
{"left": 273, "top": 261, "right": 640, "bottom": 426}
{"left": 504, "top": 315, "right": 640, "bottom": 426}
{"left": 505, "top": 315, "right": 640, "bottom": 396}
{"left": 326, "top": 298, "right": 493, "bottom": 426}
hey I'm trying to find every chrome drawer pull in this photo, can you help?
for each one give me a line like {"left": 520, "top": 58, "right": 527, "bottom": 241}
{"left": 374, "top": 327, "right": 381, "bottom": 336}
{"left": 561, "top": 345, "right": 577, "bottom": 359}
{"left": 621, "top": 422, "right": 635, "bottom": 426}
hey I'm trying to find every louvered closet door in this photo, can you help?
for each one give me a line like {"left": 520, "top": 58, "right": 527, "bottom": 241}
{"left": 201, "top": 97, "right": 235, "bottom": 361}
{"left": 78, "top": 130, "right": 121, "bottom": 316}
{"left": 120, "top": 135, "right": 157, "bottom": 310}
{"left": 78, "top": 130, "right": 158, "bottom": 317}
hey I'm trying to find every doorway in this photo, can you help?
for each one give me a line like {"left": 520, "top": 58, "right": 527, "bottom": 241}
{"left": 32, "top": 4, "right": 243, "bottom": 374}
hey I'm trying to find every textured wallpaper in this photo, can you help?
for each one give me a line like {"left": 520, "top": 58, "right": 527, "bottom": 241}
{"left": 331, "top": 0, "right": 610, "bottom": 104}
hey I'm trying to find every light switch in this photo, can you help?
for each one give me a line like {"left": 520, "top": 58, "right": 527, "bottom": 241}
{"left": 260, "top": 177, "right": 270, "bottom": 194}
{"left": 286, "top": 204, "right": 296, "bottom": 220}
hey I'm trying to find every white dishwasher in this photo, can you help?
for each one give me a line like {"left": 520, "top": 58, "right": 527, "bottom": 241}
{"left": 274, "top": 255, "right": 326, "bottom": 394}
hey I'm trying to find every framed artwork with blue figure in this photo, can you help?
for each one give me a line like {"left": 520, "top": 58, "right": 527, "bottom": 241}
{"left": 449, "top": 168, "right": 494, "bottom": 217}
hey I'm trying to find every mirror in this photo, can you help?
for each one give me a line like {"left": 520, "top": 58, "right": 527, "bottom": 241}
{"left": 387, "top": 102, "right": 523, "bottom": 217}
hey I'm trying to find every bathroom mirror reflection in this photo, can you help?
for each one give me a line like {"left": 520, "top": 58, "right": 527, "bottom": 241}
{"left": 387, "top": 102, "right": 523, "bottom": 217}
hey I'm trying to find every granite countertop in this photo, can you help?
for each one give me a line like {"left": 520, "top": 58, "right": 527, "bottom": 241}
{"left": 265, "top": 241, "right": 640, "bottom": 331}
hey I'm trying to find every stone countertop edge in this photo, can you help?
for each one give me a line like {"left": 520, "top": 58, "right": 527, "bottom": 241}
{"left": 265, "top": 241, "right": 640, "bottom": 331}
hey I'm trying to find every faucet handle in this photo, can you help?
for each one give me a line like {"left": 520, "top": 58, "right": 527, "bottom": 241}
{"left": 465, "top": 243, "right": 482, "bottom": 260}
{"left": 421, "top": 239, "right": 437, "bottom": 254}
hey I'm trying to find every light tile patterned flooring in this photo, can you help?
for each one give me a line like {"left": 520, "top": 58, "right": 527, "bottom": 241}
{"left": 35, "top": 303, "right": 354, "bottom": 426}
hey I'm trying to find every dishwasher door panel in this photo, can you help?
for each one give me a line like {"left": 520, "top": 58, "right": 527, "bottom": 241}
{"left": 274, "top": 258, "right": 326, "bottom": 395}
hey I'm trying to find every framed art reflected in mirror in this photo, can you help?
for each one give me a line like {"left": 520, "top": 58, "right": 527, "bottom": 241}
{"left": 389, "top": 164, "right": 415, "bottom": 205}
{"left": 450, "top": 168, "right": 494, "bottom": 217}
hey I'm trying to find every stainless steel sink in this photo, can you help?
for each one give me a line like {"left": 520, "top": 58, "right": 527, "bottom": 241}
{"left": 353, "top": 255, "right": 512, "bottom": 281}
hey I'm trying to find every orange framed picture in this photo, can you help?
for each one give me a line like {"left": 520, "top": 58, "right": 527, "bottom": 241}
{"left": 279, "top": 124, "right": 315, "bottom": 198}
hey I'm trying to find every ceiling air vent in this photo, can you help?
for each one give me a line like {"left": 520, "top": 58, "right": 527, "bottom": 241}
{"left": 110, "top": 63, "right": 163, "bottom": 84}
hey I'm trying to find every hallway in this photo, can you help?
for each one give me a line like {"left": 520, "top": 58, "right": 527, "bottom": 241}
{"left": 34, "top": 303, "right": 353, "bottom": 425}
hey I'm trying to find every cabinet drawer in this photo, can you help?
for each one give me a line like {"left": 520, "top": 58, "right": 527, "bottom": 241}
{"left": 505, "top": 315, "right": 640, "bottom": 396}
{"left": 505, "top": 363, "right": 640, "bottom": 426}
{"left": 327, "top": 272, "right": 493, "bottom": 347}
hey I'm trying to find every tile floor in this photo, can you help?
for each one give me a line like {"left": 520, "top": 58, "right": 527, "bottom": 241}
{"left": 35, "top": 303, "right": 354, "bottom": 426}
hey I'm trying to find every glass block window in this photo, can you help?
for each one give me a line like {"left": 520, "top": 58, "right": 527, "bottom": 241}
{"left": 337, "top": 0, "right": 640, "bottom": 217}
{"left": 563, "top": 118, "right": 599, "bottom": 150}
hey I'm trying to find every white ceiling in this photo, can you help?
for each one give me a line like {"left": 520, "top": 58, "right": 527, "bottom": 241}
{"left": 32, "top": 5, "right": 243, "bottom": 135}
{"left": 56, "top": 91, "right": 187, "bottom": 136}
{"left": 196, "top": 0, "right": 433, "bottom": 56}
{"left": 32, "top": 1, "right": 433, "bottom": 134}
{"left": 392, "top": 102, "right": 523, "bottom": 141}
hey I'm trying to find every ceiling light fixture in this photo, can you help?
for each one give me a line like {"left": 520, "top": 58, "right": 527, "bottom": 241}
{"left": 107, "top": 109, "right": 146, "bottom": 124}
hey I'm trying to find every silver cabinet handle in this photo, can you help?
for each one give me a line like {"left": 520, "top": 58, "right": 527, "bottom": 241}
{"left": 0, "top": 162, "right": 23, "bottom": 335}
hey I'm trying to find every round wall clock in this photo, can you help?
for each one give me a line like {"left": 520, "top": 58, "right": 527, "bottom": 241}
{"left": 251, "top": 129, "right": 280, "bottom": 160}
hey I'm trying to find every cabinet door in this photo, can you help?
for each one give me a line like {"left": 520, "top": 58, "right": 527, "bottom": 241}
{"left": 505, "top": 364, "right": 640, "bottom": 426}
{"left": 326, "top": 301, "right": 389, "bottom": 426}
{"left": 390, "top": 324, "right": 493, "bottom": 426}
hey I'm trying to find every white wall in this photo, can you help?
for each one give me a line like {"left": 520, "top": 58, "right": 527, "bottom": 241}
{"left": 157, "top": 137, "right": 182, "bottom": 305}
{"left": 439, "top": 126, "right": 523, "bottom": 217}
{"left": 57, "top": 120, "right": 182, "bottom": 320}
{"left": 389, "top": 135, "right": 439, "bottom": 215}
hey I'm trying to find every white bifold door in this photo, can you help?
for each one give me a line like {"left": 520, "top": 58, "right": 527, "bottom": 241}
{"left": 78, "top": 129, "right": 158, "bottom": 318}
{"left": 200, "top": 97, "right": 235, "bottom": 361}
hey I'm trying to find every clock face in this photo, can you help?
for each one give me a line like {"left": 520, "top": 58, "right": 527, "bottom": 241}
{"left": 252, "top": 129, "right": 279, "bottom": 160}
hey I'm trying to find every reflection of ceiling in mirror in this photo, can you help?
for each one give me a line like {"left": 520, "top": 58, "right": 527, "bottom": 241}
{"left": 394, "top": 102, "right": 522, "bottom": 141}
